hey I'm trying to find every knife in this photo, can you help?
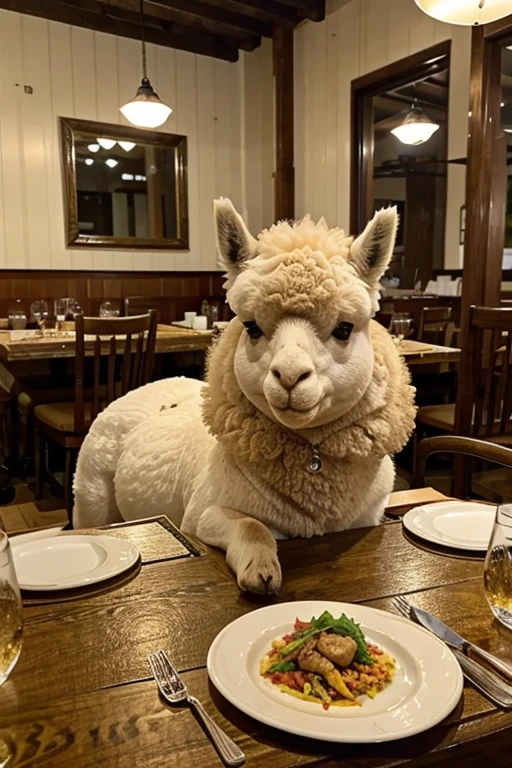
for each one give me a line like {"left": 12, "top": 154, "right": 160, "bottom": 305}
{"left": 451, "top": 647, "right": 512, "bottom": 709}
{"left": 410, "top": 603, "right": 512, "bottom": 684}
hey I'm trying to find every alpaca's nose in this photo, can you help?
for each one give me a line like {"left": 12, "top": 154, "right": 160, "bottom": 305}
{"left": 271, "top": 365, "right": 312, "bottom": 390}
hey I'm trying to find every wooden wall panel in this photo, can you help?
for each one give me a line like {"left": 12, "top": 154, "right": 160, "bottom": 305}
{"left": 0, "top": 270, "right": 231, "bottom": 323}
{"left": 295, "top": 1, "right": 471, "bottom": 269}
{"left": 0, "top": 9, "right": 264, "bottom": 273}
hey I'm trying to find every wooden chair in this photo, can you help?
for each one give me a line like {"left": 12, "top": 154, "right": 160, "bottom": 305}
{"left": 414, "top": 434, "right": 512, "bottom": 498}
{"left": 124, "top": 296, "right": 162, "bottom": 320}
{"left": 417, "top": 306, "right": 455, "bottom": 347}
{"left": 417, "top": 306, "right": 512, "bottom": 438}
{"left": 34, "top": 311, "right": 157, "bottom": 518}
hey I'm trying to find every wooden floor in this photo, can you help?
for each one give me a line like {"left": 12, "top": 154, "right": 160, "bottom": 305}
{"left": 0, "top": 482, "right": 67, "bottom": 533}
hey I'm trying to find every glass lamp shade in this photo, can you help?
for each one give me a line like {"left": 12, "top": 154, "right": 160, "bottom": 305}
{"left": 415, "top": 0, "right": 512, "bottom": 25}
{"left": 120, "top": 78, "right": 172, "bottom": 129}
{"left": 118, "top": 141, "right": 136, "bottom": 152}
{"left": 390, "top": 107, "right": 440, "bottom": 145}
{"left": 97, "top": 138, "right": 116, "bottom": 150}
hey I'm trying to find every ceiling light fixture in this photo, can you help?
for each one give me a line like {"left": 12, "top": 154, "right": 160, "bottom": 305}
{"left": 87, "top": 143, "right": 100, "bottom": 153}
{"left": 118, "top": 141, "right": 136, "bottom": 152}
{"left": 121, "top": 173, "right": 134, "bottom": 181}
{"left": 105, "top": 158, "right": 118, "bottom": 168}
{"left": 415, "top": 0, "right": 512, "bottom": 25}
{"left": 120, "top": 0, "right": 172, "bottom": 128}
{"left": 85, "top": 158, "right": 94, "bottom": 166}
{"left": 390, "top": 99, "right": 440, "bottom": 145}
{"left": 97, "top": 138, "right": 117, "bottom": 150}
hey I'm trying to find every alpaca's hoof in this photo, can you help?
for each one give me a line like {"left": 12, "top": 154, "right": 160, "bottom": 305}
{"left": 237, "top": 553, "right": 282, "bottom": 595}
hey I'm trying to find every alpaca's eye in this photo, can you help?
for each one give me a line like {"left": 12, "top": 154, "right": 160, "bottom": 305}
{"left": 243, "top": 321, "right": 263, "bottom": 340}
{"left": 332, "top": 321, "right": 354, "bottom": 341}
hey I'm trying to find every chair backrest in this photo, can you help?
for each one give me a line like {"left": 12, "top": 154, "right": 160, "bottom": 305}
{"left": 455, "top": 306, "right": 512, "bottom": 441}
{"left": 74, "top": 311, "right": 157, "bottom": 432}
{"left": 414, "top": 435, "right": 512, "bottom": 495}
{"left": 124, "top": 296, "right": 162, "bottom": 320}
{"left": 417, "top": 306, "right": 454, "bottom": 346}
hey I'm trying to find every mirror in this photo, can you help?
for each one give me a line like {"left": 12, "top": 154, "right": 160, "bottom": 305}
{"left": 61, "top": 117, "right": 188, "bottom": 249}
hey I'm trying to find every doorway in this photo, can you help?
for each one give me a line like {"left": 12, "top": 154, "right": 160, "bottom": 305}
{"left": 351, "top": 41, "right": 451, "bottom": 290}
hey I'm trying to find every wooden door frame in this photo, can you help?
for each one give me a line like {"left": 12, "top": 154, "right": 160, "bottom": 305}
{"left": 350, "top": 40, "right": 452, "bottom": 235}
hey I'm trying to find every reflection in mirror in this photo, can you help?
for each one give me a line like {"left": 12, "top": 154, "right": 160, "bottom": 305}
{"left": 61, "top": 118, "right": 188, "bottom": 249}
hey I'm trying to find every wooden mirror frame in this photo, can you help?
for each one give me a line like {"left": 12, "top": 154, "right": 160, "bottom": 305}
{"left": 60, "top": 117, "right": 189, "bottom": 250}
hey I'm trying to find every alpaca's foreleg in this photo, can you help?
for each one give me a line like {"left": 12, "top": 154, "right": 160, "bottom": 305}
{"left": 194, "top": 506, "right": 282, "bottom": 594}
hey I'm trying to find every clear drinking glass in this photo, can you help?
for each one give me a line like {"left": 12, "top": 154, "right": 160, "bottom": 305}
{"left": 99, "top": 301, "right": 120, "bottom": 318}
{"left": 30, "top": 299, "right": 49, "bottom": 330}
{"left": 0, "top": 531, "right": 23, "bottom": 685}
{"left": 54, "top": 297, "right": 76, "bottom": 322}
{"left": 390, "top": 312, "right": 414, "bottom": 339}
{"left": 484, "top": 505, "right": 512, "bottom": 629}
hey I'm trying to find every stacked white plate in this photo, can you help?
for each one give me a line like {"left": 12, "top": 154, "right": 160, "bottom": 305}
{"left": 12, "top": 534, "right": 139, "bottom": 591}
{"left": 402, "top": 500, "right": 496, "bottom": 552}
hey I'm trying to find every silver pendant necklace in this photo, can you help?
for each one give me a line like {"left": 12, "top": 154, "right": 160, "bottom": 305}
{"left": 306, "top": 445, "right": 323, "bottom": 474}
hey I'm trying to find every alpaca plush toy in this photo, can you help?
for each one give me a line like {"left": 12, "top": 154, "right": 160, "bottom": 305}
{"left": 73, "top": 199, "right": 416, "bottom": 594}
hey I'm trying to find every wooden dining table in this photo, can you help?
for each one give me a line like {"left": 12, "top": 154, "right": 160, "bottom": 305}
{"left": 1, "top": 494, "right": 511, "bottom": 767}
{"left": 0, "top": 324, "right": 213, "bottom": 362}
{"left": 395, "top": 339, "right": 460, "bottom": 367}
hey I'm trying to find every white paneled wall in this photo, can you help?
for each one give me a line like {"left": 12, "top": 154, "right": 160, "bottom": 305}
{"left": 295, "top": 0, "right": 472, "bottom": 268}
{"left": 0, "top": 9, "right": 254, "bottom": 271}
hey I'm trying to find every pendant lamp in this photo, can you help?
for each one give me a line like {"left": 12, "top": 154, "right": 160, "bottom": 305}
{"left": 390, "top": 100, "right": 440, "bottom": 145}
{"left": 120, "top": 0, "right": 172, "bottom": 129}
{"left": 415, "top": 0, "right": 512, "bottom": 26}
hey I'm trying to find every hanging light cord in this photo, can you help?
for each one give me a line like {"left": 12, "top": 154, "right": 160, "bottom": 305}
{"left": 139, "top": 0, "right": 147, "bottom": 82}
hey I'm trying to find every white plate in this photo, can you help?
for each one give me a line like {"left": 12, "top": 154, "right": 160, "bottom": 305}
{"left": 403, "top": 501, "right": 496, "bottom": 551}
{"left": 207, "top": 600, "right": 463, "bottom": 743}
{"left": 12, "top": 535, "right": 140, "bottom": 590}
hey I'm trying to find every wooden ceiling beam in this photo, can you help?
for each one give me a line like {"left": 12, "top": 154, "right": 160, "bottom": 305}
{"left": 271, "top": 0, "right": 325, "bottom": 22}
{"left": 106, "top": 0, "right": 261, "bottom": 50}
{"left": 200, "top": 0, "right": 298, "bottom": 28}
{"left": 146, "top": 0, "right": 273, "bottom": 38}
{"left": 0, "top": 0, "right": 239, "bottom": 61}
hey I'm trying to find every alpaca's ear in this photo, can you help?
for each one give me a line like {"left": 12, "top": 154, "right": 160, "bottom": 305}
{"left": 214, "top": 197, "right": 258, "bottom": 275}
{"left": 348, "top": 207, "right": 398, "bottom": 286}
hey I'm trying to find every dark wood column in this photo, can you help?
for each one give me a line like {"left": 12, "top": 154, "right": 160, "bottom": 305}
{"left": 273, "top": 26, "right": 294, "bottom": 221}
{"left": 454, "top": 25, "right": 505, "bottom": 443}
{"left": 460, "top": 25, "right": 504, "bottom": 316}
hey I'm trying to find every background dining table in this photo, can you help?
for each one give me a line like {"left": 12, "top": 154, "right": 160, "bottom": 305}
{"left": 1, "top": 492, "right": 510, "bottom": 767}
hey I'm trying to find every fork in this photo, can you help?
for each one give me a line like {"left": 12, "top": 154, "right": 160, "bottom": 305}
{"left": 390, "top": 596, "right": 512, "bottom": 710}
{"left": 148, "top": 650, "right": 245, "bottom": 767}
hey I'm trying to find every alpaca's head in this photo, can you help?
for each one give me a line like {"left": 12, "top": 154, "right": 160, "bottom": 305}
{"left": 214, "top": 199, "right": 397, "bottom": 430}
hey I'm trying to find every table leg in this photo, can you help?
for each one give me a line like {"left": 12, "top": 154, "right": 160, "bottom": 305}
{"left": 16, "top": 391, "right": 33, "bottom": 477}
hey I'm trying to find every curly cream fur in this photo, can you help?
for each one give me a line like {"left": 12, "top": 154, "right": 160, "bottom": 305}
{"left": 73, "top": 201, "right": 415, "bottom": 594}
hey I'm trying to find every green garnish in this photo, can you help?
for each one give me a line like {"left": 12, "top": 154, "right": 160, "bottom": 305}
{"left": 270, "top": 611, "right": 374, "bottom": 668}
{"left": 268, "top": 660, "right": 297, "bottom": 673}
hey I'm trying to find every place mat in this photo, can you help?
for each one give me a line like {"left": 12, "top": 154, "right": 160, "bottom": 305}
{"left": 385, "top": 488, "right": 453, "bottom": 518}
{"left": 72, "top": 517, "right": 203, "bottom": 563}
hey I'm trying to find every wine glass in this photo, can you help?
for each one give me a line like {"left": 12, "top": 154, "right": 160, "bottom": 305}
{"left": 0, "top": 531, "right": 23, "bottom": 685}
{"left": 68, "top": 299, "right": 82, "bottom": 318}
{"left": 30, "top": 299, "right": 49, "bottom": 331}
{"left": 54, "top": 297, "right": 70, "bottom": 323}
{"left": 484, "top": 504, "right": 512, "bottom": 629}
{"left": 389, "top": 312, "right": 414, "bottom": 341}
